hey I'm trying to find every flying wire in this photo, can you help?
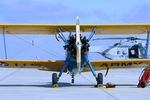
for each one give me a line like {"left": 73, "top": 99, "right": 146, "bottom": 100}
{"left": 10, "top": 34, "right": 64, "bottom": 59}
{"left": 9, "top": 46, "right": 36, "bottom": 59}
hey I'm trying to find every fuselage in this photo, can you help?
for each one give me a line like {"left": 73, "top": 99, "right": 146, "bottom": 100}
{"left": 97, "top": 40, "right": 148, "bottom": 60}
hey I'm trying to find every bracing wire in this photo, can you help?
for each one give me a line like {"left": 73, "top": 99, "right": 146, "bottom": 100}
{"left": 10, "top": 34, "right": 64, "bottom": 59}
{"left": 9, "top": 46, "right": 36, "bottom": 59}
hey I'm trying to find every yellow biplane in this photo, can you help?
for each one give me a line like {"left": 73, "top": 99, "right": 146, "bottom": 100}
{"left": 0, "top": 17, "right": 150, "bottom": 87}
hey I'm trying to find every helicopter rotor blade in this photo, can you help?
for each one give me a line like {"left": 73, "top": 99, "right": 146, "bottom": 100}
{"left": 126, "top": 37, "right": 147, "bottom": 41}
{"left": 93, "top": 37, "right": 149, "bottom": 41}
{"left": 93, "top": 37, "right": 126, "bottom": 40}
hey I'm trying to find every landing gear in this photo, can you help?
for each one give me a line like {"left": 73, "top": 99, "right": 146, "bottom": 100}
{"left": 52, "top": 63, "right": 67, "bottom": 88}
{"left": 52, "top": 73, "right": 59, "bottom": 88}
{"left": 72, "top": 75, "right": 75, "bottom": 83}
{"left": 85, "top": 58, "right": 104, "bottom": 87}
{"left": 137, "top": 63, "right": 150, "bottom": 88}
{"left": 97, "top": 73, "right": 103, "bottom": 87}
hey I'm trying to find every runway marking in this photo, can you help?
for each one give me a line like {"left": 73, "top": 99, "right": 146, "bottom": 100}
{"left": 80, "top": 74, "right": 119, "bottom": 100}
{"left": 99, "top": 88, "right": 119, "bottom": 100}
{"left": 0, "top": 68, "right": 21, "bottom": 81}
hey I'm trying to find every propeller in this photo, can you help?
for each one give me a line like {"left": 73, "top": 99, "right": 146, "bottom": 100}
{"left": 93, "top": 37, "right": 148, "bottom": 41}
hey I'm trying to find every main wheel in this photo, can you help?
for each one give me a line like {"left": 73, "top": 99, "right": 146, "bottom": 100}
{"left": 97, "top": 73, "right": 103, "bottom": 84}
{"left": 52, "top": 73, "right": 58, "bottom": 85}
{"left": 71, "top": 75, "right": 74, "bottom": 83}
{"left": 140, "top": 82, "right": 146, "bottom": 88}
{"left": 72, "top": 78, "right": 74, "bottom": 83}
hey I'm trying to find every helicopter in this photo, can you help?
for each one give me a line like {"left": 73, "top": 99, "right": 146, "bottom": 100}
{"left": 92, "top": 37, "right": 150, "bottom": 60}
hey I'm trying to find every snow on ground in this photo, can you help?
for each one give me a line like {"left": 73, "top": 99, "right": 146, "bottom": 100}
{"left": 0, "top": 67, "right": 149, "bottom": 100}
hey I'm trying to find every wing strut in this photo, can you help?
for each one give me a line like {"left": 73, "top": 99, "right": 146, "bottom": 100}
{"left": 88, "top": 27, "right": 96, "bottom": 41}
{"left": 2, "top": 27, "right": 8, "bottom": 59}
{"left": 145, "top": 29, "right": 150, "bottom": 58}
{"left": 57, "top": 27, "right": 67, "bottom": 43}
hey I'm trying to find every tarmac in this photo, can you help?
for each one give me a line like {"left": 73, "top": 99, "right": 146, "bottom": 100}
{"left": 0, "top": 67, "right": 149, "bottom": 100}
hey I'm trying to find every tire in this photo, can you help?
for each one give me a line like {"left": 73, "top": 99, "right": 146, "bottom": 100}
{"left": 52, "top": 73, "right": 58, "bottom": 85}
{"left": 97, "top": 73, "right": 103, "bottom": 84}
{"left": 140, "top": 82, "right": 146, "bottom": 88}
{"left": 72, "top": 79, "right": 74, "bottom": 83}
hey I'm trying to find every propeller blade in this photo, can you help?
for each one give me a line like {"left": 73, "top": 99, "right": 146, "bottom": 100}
{"left": 76, "top": 16, "right": 81, "bottom": 72}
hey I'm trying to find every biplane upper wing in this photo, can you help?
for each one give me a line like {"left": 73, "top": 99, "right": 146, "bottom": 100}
{"left": 0, "top": 24, "right": 150, "bottom": 34}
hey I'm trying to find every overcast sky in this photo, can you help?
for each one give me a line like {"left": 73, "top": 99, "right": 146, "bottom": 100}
{"left": 0, "top": 0, "right": 149, "bottom": 59}
{"left": 1, "top": 0, "right": 150, "bottom": 23}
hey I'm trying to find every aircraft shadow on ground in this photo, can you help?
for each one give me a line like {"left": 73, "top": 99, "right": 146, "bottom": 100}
{"left": 0, "top": 82, "right": 96, "bottom": 88}
{"left": 0, "top": 82, "right": 148, "bottom": 88}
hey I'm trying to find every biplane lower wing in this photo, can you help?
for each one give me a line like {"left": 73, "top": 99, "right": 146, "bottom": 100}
{"left": 0, "top": 59, "right": 150, "bottom": 72}
{"left": 88, "top": 59, "right": 150, "bottom": 72}
{"left": 0, "top": 59, "right": 64, "bottom": 72}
